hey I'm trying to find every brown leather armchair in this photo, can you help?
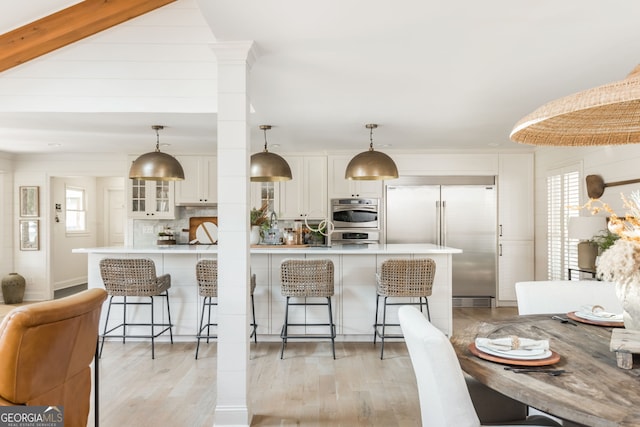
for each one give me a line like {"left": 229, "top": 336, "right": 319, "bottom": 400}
{"left": 0, "top": 288, "right": 107, "bottom": 427}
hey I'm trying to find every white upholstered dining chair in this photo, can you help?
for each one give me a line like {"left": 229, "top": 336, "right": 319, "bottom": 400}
{"left": 398, "top": 306, "right": 561, "bottom": 427}
{"left": 515, "top": 280, "right": 621, "bottom": 315}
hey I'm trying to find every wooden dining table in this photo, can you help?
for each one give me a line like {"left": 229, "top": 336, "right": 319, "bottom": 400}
{"left": 451, "top": 314, "right": 640, "bottom": 427}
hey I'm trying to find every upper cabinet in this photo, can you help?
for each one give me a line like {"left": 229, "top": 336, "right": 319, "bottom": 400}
{"left": 175, "top": 156, "right": 217, "bottom": 206}
{"left": 278, "top": 155, "right": 328, "bottom": 220}
{"left": 498, "top": 153, "right": 534, "bottom": 240}
{"left": 129, "top": 179, "right": 175, "bottom": 219}
{"left": 328, "top": 155, "right": 382, "bottom": 199}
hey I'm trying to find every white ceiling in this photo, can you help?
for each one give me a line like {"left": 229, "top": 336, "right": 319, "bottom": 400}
{"left": 1, "top": 0, "right": 640, "bottom": 156}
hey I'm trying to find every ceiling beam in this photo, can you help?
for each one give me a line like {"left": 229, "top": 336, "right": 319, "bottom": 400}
{"left": 0, "top": 0, "right": 177, "bottom": 73}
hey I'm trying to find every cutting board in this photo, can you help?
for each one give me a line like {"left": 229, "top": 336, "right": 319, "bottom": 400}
{"left": 189, "top": 217, "right": 218, "bottom": 244}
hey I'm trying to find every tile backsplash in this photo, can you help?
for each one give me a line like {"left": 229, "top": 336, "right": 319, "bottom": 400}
{"left": 132, "top": 207, "right": 327, "bottom": 246}
{"left": 132, "top": 206, "right": 217, "bottom": 246}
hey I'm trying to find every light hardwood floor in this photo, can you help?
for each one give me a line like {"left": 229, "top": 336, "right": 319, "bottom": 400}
{"left": 89, "top": 306, "right": 518, "bottom": 427}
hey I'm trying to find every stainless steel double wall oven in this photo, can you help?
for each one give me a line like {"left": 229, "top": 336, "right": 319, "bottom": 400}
{"left": 330, "top": 198, "right": 380, "bottom": 244}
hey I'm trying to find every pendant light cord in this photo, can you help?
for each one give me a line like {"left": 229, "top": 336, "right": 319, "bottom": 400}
{"left": 263, "top": 128, "right": 269, "bottom": 152}
{"left": 369, "top": 126, "right": 374, "bottom": 151}
{"left": 152, "top": 124, "right": 164, "bottom": 153}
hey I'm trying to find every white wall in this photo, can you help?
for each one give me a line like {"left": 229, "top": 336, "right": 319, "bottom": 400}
{"left": 0, "top": 154, "right": 14, "bottom": 291}
{"left": 534, "top": 144, "right": 640, "bottom": 280}
{"left": 13, "top": 153, "right": 126, "bottom": 300}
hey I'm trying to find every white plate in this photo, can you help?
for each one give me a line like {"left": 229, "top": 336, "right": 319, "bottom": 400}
{"left": 196, "top": 222, "right": 218, "bottom": 244}
{"left": 476, "top": 345, "right": 552, "bottom": 360}
{"left": 574, "top": 311, "right": 623, "bottom": 322}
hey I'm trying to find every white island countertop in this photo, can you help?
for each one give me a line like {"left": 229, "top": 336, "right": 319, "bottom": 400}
{"left": 73, "top": 243, "right": 462, "bottom": 255}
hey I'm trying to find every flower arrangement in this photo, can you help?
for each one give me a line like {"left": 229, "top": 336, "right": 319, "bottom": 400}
{"left": 585, "top": 191, "right": 640, "bottom": 238}
{"left": 583, "top": 190, "right": 640, "bottom": 285}
{"left": 582, "top": 190, "right": 640, "bottom": 330}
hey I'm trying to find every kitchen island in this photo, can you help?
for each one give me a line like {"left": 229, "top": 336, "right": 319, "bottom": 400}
{"left": 74, "top": 244, "right": 461, "bottom": 340}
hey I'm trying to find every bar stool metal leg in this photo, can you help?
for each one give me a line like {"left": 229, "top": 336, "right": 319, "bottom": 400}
{"left": 373, "top": 294, "right": 381, "bottom": 345}
{"left": 165, "top": 290, "right": 174, "bottom": 344}
{"left": 327, "top": 296, "right": 336, "bottom": 359}
{"left": 380, "top": 296, "right": 389, "bottom": 359}
{"left": 99, "top": 296, "right": 115, "bottom": 358}
{"left": 250, "top": 294, "right": 258, "bottom": 343}
{"left": 150, "top": 296, "right": 155, "bottom": 359}
{"left": 280, "top": 297, "right": 290, "bottom": 359}
{"left": 195, "top": 295, "right": 217, "bottom": 360}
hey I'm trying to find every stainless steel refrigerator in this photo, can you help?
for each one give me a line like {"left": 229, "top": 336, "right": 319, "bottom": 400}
{"left": 384, "top": 176, "right": 497, "bottom": 303}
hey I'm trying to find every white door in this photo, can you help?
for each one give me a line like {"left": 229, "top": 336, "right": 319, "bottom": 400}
{"left": 106, "top": 188, "right": 125, "bottom": 246}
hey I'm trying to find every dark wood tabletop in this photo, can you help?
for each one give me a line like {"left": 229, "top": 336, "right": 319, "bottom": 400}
{"left": 451, "top": 315, "right": 640, "bottom": 427}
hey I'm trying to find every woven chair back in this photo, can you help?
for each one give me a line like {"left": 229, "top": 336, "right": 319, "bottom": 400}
{"left": 196, "top": 259, "right": 218, "bottom": 298}
{"left": 99, "top": 258, "right": 166, "bottom": 296}
{"left": 377, "top": 258, "right": 436, "bottom": 297}
{"left": 280, "top": 259, "right": 334, "bottom": 298}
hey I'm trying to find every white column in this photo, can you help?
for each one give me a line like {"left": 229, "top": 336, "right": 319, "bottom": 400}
{"left": 211, "top": 41, "right": 257, "bottom": 426}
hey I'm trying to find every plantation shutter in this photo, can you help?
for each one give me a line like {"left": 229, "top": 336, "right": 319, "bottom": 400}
{"left": 547, "top": 166, "right": 580, "bottom": 280}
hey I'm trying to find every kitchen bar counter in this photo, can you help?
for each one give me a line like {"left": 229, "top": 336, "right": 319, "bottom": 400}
{"left": 74, "top": 243, "right": 461, "bottom": 255}
{"left": 74, "top": 243, "right": 461, "bottom": 339}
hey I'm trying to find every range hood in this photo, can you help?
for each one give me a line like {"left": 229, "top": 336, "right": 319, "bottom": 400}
{"left": 175, "top": 201, "right": 218, "bottom": 207}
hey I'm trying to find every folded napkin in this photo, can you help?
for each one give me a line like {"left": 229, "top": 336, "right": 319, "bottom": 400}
{"left": 475, "top": 336, "right": 549, "bottom": 352}
{"left": 578, "top": 305, "right": 623, "bottom": 320}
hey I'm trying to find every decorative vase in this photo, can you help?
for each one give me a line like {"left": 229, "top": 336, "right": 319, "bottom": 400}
{"left": 250, "top": 226, "right": 261, "bottom": 245}
{"left": 615, "top": 281, "right": 640, "bottom": 330}
{"left": 1, "top": 273, "right": 26, "bottom": 304}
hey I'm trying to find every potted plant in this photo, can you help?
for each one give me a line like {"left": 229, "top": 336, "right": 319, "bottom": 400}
{"left": 250, "top": 203, "right": 270, "bottom": 244}
{"left": 591, "top": 229, "right": 620, "bottom": 254}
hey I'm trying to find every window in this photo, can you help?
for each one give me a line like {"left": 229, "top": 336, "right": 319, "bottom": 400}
{"left": 547, "top": 166, "right": 580, "bottom": 279}
{"left": 66, "top": 186, "right": 86, "bottom": 232}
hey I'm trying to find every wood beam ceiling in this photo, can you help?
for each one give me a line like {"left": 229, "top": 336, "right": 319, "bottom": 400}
{"left": 0, "top": 0, "right": 177, "bottom": 73}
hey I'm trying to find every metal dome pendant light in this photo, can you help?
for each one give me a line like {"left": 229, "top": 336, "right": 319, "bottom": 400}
{"left": 129, "top": 125, "right": 185, "bottom": 181}
{"left": 250, "top": 125, "right": 292, "bottom": 182}
{"left": 345, "top": 123, "right": 398, "bottom": 180}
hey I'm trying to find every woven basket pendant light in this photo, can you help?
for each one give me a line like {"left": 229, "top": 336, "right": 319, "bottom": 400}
{"left": 345, "top": 124, "right": 398, "bottom": 180}
{"left": 129, "top": 125, "right": 185, "bottom": 181}
{"left": 250, "top": 125, "right": 292, "bottom": 182}
{"left": 510, "top": 64, "right": 640, "bottom": 146}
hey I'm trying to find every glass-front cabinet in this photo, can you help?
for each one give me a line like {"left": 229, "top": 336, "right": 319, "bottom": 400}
{"left": 129, "top": 179, "right": 175, "bottom": 219}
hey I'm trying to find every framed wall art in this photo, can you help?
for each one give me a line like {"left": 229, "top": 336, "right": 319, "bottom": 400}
{"left": 20, "top": 186, "right": 39, "bottom": 217}
{"left": 19, "top": 219, "right": 39, "bottom": 251}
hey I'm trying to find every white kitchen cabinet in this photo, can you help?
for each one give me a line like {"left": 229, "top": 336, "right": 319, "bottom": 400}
{"left": 497, "top": 153, "right": 534, "bottom": 304}
{"left": 129, "top": 178, "right": 175, "bottom": 219}
{"left": 251, "top": 181, "right": 279, "bottom": 215}
{"left": 498, "top": 153, "right": 534, "bottom": 240}
{"left": 175, "top": 155, "right": 217, "bottom": 205}
{"left": 251, "top": 254, "right": 272, "bottom": 334}
{"left": 278, "top": 155, "right": 328, "bottom": 220}
{"left": 328, "top": 155, "right": 382, "bottom": 199}
{"left": 340, "top": 254, "right": 377, "bottom": 335}
{"left": 498, "top": 240, "right": 534, "bottom": 304}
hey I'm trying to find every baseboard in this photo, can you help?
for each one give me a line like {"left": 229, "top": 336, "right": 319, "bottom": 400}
{"left": 53, "top": 283, "right": 88, "bottom": 299}
{"left": 453, "top": 297, "right": 494, "bottom": 308}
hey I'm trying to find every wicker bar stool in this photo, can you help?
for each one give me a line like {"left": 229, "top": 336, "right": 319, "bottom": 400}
{"left": 374, "top": 258, "right": 436, "bottom": 359}
{"left": 280, "top": 259, "right": 336, "bottom": 359}
{"left": 194, "top": 259, "right": 258, "bottom": 359}
{"left": 99, "top": 258, "right": 173, "bottom": 359}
